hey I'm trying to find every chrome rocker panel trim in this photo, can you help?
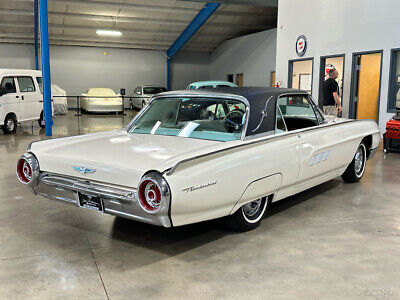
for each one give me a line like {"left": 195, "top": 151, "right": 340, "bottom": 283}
{"left": 33, "top": 172, "right": 171, "bottom": 227}
{"left": 368, "top": 146, "right": 379, "bottom": 160}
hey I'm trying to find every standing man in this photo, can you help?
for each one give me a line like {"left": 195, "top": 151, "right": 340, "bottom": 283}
{"left": 322, "top": 68, "right": 342, "bottom": 116}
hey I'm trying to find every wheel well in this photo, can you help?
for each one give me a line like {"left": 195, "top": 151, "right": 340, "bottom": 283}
{"left": 362, "top": 135, "right": 372, "bottom": 157}
{"left": 5, "top": 112, "right": 17, "bottom": 121}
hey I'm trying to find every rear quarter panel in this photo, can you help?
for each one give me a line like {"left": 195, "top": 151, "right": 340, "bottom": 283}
{"left": 166, "top": 135, "right": 299, "bottom": 226}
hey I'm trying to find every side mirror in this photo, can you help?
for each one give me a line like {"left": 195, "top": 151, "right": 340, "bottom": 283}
{"left": 120, "top": 88, "right": 126, "bottom": 96}
{"left": 0, "top": 87, "right": 6, "bottom": 96}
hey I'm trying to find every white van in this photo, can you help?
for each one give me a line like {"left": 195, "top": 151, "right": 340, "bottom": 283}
{"left": 0, "top": 69, "right": 52, "bottom": 134}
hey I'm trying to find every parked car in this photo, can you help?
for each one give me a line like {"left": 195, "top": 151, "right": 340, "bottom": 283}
{"left": 0, "top": 69, "right": 53, "bottom": 134}
{"left": 17, "top": 87, "right": 380, "bottom": 231}
{"left": 186, "top": 80, "right": 238, "bottom": 90}
{"left": 80, "top": 88, "right": 123, "bottom": 113}
{"left": 131, "top": 85, "right": 167, "bottom": 109}
{"left": 36, "top": 78, "right": 68, "bottom": 115}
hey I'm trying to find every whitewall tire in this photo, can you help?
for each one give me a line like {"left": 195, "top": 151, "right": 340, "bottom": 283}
{"left": 225, "top": 197, "right": 270, "bottom": 231}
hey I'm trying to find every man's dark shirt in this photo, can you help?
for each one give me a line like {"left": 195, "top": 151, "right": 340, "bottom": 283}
{"left": 322, "top": 78, "right": 339, "bottom": 106}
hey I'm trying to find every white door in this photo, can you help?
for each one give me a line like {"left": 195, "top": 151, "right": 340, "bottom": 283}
{"left": 0, "top": 76, "right": 21, "bottom": 122}
{"left": 16, "top": 76, "right": 41, "bottom": 121}
{"left": 278, "top": 94, "right": 345, "bottom": 189}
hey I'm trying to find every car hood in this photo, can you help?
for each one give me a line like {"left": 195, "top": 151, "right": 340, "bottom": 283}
{"left": 29, "top": 130, "right": 221, "bottom": 188}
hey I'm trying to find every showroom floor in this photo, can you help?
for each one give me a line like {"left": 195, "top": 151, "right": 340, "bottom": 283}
{"left": 0, "top": 112, "right": 399, "bottom": 299}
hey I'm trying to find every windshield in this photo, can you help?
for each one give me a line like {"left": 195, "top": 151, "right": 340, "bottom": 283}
{"left": 129, "top": 97, "right": 247, "bottom": 142}
{"left": 143, "top": 87, "right": 167, "bottom": 94}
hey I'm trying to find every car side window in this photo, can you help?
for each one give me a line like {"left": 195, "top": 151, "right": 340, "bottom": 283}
{"left": 36, "top": 77, "right": 43, "bottom": 93}
{"left": 276, "top": 105, "right": 287, "bottom": 132}
{"left": 0, "top": 77, "right": 17, "bottom": 94}
{"left": 17, "top": 76, "right": 36, "bottom": 93}
{"left": 277, "top": 95, "right": 319, "bottom": 131}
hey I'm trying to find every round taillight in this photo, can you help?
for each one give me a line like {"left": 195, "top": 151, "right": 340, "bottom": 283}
{"left": 138, "top": 179, "right": 162, "bottom": 213}
{"left": 16, "top": 153, "right": 39, "bottom": 186}
{"left": 17, "top": 157, "right": 33, "bottom": 184}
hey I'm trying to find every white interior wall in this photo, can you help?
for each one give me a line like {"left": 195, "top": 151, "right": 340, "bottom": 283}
{"left": 0, "top": 44, "right": 210, "bottom": 107}
{"left": 276, "top": 0, "right": 400, "bottom": 131}
{"left": 171, "top": 51, "right": 210, "bottom": 90}
{"left": 209, "top": 29, "right": 277, "bottom": 87}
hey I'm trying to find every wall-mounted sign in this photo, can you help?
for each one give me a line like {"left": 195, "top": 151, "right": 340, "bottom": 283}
{"left": 296, "top": 35, "right": 307, "bottom": 57}
{"left": 325, "top": 64, "right": 335, "bottom": 80}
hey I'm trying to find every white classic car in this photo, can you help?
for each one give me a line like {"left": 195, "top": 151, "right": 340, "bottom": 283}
{"left": 17, "top": 88, "right": 380, "bottom": 231}
{"left": 80, "top": 88, "right": 123, "bottom": 113}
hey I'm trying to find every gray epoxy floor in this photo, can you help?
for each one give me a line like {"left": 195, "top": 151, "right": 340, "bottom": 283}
{"left": 0, "top": 112, "right": 399, "bottom": 299}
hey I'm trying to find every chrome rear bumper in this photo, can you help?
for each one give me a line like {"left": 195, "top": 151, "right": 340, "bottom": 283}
{"left": 32, "top": 172, "right": 171, "bottom": 227}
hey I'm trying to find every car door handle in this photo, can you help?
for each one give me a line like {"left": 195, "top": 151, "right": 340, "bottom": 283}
{"left": 297, "top": 133, "right": 302, "bottom": 138}
{"left": 21, "top": 95, "right": 24, "bottom": 100}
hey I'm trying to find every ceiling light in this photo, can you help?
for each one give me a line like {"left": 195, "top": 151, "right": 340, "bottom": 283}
{"left": 96, "top": 30, "right": 122, "bottom": 36}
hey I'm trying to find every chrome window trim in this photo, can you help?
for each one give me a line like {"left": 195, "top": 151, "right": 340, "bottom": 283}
{"left": 125, "top": 92, "right": 250, "bottom": 141}
{"left": 275, "top": 104, "right": 288, "bottom": 133}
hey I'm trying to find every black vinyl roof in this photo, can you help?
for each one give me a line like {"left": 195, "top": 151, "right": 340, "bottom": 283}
{"left": 157, "top": 87, "right": 310, "bottom": 137}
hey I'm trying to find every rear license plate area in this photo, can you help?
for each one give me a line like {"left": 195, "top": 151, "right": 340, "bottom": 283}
{"left": 78, "top": 192, "right": 103, "bottom": 212}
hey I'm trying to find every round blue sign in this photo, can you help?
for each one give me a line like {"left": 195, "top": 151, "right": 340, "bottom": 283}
{"left": 296, "top": 35, "right": 307, "bottom": 57}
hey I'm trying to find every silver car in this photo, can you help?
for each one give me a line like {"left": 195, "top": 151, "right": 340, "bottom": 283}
{"left": 131, "top": 86, "right": 167, "bottom": 109}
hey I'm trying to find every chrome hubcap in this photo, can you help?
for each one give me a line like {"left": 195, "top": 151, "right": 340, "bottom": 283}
{"left": 6, "top": 119, "right": 14, "bottom": 131}
{"left": 243, "top": 199, "right": 262, "bottom": 217}
{"left": 354, "top": 147, "right": 364, "bottom": 175}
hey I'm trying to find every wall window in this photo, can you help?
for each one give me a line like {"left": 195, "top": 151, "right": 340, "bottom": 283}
{"left": 288, "top": 59, "right": 313, "bottom": 93}
{"left": 17, "top": 76, "right": 36, "bottom": 93}
{"left": 388, "top": 49, "right": 400, "bottom": 111}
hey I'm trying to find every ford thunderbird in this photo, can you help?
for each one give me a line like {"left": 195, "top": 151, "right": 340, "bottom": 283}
{"left": 17, "top": 88, "right": 380, "bottom": 231}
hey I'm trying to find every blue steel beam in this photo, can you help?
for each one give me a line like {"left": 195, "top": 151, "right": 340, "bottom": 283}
{"left": 34, "top": 0, "right": 39, "bottom": 70}
{"left": 39, "top": 0, "right": 53, "bottom": 136}
{"left": 166, "top": 2, "right": 220, "bottom": 89}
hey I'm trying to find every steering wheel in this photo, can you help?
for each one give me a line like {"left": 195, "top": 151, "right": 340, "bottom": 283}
{"left": 223, "top": 109, "right": 245, "bottom": 133}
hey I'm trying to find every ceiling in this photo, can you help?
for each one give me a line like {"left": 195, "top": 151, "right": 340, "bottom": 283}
{"left": 0, "top": 0, "right": 277, "bottom": 53}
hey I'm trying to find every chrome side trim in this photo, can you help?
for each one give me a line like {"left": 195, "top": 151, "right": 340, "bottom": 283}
{"left": 166, "top": 119, "right": 361, "bottom": 176}
{"left": 40, "top": 173, "right": 136, "bottom": 202}
{"left": 367, "top": 146, "right": 378, "bottom": 160}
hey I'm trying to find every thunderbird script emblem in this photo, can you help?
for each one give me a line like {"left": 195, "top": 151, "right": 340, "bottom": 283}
{"left": 73, "top": 166, "right": 96, "bottom": 174}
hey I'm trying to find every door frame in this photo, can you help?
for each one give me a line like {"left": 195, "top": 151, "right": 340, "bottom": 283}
{"left": 318, "top": 54, "right": 345, "bottom": 108}
{"left": 387, "top": 48, "right": 400, "bottom": 113}
{"left": 288, "top": 57, "right": 314, "bottom": 94}
{"left": 349, "top": 50, "right": 383, "bottom": 121}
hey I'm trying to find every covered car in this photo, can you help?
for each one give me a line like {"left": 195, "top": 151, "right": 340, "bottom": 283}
{"left": 51, "top": 84, "right": 68, "bottom": 115}
{"left": 81, "top": 88, "right": 123, "bottom": 113}
{"left": 17, "top": 87, "right": 380, "bottom": 231}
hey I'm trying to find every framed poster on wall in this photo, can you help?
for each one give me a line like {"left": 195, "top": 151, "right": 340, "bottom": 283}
{"left": 299, "top": 73, "right": 312, "bottom": 92}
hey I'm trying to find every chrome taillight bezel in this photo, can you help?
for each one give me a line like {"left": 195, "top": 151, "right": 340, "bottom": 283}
{"left": 16, "top": 153, "right": 40, "bottom": 186}
{"left": 137, "top": 172, "right": 171, "bottom": 215}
